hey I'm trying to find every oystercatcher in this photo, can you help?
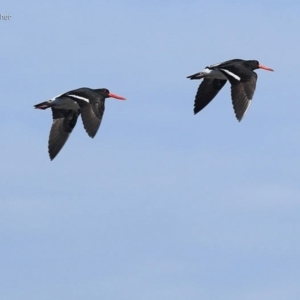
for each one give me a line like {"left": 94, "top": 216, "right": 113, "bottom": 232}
{"left": 34, "top": 88, "right": 126, "bottom": 160}
{"left": 187, "top": 59, "right": 274, "bottom": 121}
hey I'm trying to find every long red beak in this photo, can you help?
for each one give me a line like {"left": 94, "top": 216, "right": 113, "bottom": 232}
{"left": 108, "top": 92, "right": 126, "bottom": 100}
{"left": 259, "top": 64, "right": 274, "bottom": 72}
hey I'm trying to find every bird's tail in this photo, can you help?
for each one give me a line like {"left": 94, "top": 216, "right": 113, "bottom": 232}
{"left": 187, "top": 72, "right": 205, "bottom": 80}
{"left": 34, "top": 100, "right": 53, "bottom": 110}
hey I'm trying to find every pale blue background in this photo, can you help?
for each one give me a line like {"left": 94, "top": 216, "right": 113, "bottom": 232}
{"left": 1, "top": 1, "right": 300, "bottom": 299}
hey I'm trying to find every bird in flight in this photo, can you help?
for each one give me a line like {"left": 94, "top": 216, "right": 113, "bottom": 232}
{"left": 34, "top": 87, "right": 126, "bottom": 160}
{"left": 187, "top": 59, "right": 274, "bottom": 121}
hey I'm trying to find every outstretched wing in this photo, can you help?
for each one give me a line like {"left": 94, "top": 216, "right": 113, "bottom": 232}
{"left": 194, "top": 79, "right": 227, "bottom": 114}
{"left": 48, "top": 108, "right": 79, "bottom": 160}
{"left": 230, "top": 73, "right": 257, "bottom": 121}
{"left": 65, "top": 89, "right": 106, "bottom": 138}
{"left": 79, "top": 101, "right": 105, "bottom": 138}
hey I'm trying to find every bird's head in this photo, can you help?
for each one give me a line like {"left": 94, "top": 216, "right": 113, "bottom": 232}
{"left": 248, "top": 60, "right": 274, "bottom": 72}
{"left": 96, "top": 88, "right": 126, "bottom": 100}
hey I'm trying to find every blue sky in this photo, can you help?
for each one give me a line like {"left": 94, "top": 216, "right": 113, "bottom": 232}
{"left": 1, "top": 0, "right": 300, "bottom": 299}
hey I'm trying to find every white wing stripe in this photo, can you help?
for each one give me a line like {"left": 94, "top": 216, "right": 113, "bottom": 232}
{"left": 219, "top": 69, "right": 241, "bottom": 81}
{"left": 67, "top": 94, "right": 90, "bottom": 102}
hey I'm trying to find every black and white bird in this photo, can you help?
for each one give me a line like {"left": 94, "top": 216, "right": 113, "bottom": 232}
{"left": 187, "top": 59, "right": 274, "bottom": 121}
{"left": 34, "top": 87, "right": 126, "bottom": 160}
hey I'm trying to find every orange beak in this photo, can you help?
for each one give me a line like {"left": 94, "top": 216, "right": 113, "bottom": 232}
{"left": 108, "top": 93, "right": 126, "bottom": 100}
{"left": 258, "top": 64, "right": 274, "bottom": 72}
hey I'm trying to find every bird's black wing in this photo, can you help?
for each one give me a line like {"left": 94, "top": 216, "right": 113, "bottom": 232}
{"left": 194, "top": 79, "right": 227, "bottom": 114}
{"left": 79, "top": 100, "right": 105, "bottom": 138}
{"left": 230, "top": 73, "right": 257, "bottom": 121}
{"left": 65, "top": 89, "right": 105, "bottom": 138}
{"left": 48, "top": 108, "right": 79, "bottom": 160}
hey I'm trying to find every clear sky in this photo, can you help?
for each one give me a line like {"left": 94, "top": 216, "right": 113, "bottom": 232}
{"left": 1, "top": 1, "right": 300, "bottom": 299}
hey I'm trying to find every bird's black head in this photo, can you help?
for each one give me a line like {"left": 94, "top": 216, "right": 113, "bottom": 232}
{"left": 95, "top": 88, "right": 126, "bottom": 100}
{"left": 95, "top": 88, "right": 110, "bottom": 98}
{"left": 246, "top": 60, "right": 260, "bottom": 70}
{"left": 247, "top": 60, "right": 274, "bottom": 72}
